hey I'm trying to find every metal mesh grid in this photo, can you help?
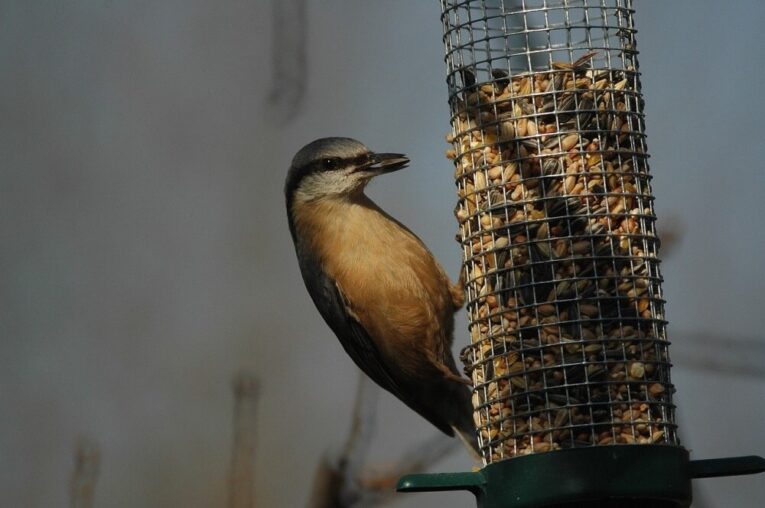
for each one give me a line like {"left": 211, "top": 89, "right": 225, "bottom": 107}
{"left": 440, "top": 0, "right": 678, "bottom": 464}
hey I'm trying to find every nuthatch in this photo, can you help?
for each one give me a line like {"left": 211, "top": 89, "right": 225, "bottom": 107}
{"left": 285, "top": 137, "right": 478, "bottom": 455}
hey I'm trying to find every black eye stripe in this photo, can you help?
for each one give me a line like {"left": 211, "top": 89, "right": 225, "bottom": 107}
{"left": 284, "top": 150, "right": 371, "bottom": 206}
{"left": 350, "top": 153, "right": 371, "bottom": 166}
{"left": 317, "top": 153, "right": 370, "bottom": 172}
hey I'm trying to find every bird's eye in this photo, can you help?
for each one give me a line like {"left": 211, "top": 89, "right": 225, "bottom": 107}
{"left": 322, "top": 158, "right": 340, "bottom": 170}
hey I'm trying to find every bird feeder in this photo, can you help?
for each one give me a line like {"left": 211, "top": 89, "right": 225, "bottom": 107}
{"left": 397, "top": 1, "right": 765, "bottom": 506}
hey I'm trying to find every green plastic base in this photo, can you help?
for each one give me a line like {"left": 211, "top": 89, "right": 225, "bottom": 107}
{"left": 396, "top": 446, "right": 765, "bottom": 508}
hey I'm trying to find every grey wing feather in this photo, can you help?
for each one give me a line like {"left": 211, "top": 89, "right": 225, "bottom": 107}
{"left": 296, "top": 247, "right": 407, "bottom": 403}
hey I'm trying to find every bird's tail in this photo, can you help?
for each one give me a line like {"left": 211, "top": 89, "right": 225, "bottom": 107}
{"left": 450, "top": 383, "right": 483, "bottom": 463}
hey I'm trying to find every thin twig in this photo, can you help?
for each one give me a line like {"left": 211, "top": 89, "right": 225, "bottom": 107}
{"left": 228, "top": 372, "right": 260, "bottom": 508}
{"left": 266, "top": 0, "right": 307, "bottom": 123}
{"left": 671, "top": 331, "right": 765, "bottom": 379}
{"left": 70, "top": 436, "right": 100, "bottom": 508}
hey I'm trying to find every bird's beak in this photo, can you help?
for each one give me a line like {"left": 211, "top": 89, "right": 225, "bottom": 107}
{"left": 360, "top": 152, "right": 410, "bottom": 174}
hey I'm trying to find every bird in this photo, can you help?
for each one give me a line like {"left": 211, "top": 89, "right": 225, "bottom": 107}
{"left": 284, "top": 137, "right": 479, "bottom": 456}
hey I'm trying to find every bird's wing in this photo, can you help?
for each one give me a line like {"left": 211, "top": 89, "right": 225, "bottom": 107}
{"left": 296, "top": 248, "right": 407, "bottom": 403}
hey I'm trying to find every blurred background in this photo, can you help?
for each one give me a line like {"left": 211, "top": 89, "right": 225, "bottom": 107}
{"left": 2, "top": 1, "right": 764, "bottom": 506}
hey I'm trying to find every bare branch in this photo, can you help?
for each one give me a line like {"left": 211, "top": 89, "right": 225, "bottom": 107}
{"left": 307, "top": 455, "right": 347, "bottom": 508}
{"left": 307, "top": 373, "right": 462, "bottom": 507}
{"left": 356, "top": 433, "right": 460, "bottom": 506}
{"left": 339, "top": 373, "right": 380, "bottom": 499}
{"left": 307, "top": 372, "right": 379, "bottom": 508}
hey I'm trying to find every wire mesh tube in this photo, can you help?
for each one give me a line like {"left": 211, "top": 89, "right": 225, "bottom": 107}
{"left": 440, "top": 0, "right": 677, "bottom": 464}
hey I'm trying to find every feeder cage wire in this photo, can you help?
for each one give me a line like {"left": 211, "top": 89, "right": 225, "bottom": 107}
{"left": 444, "top": 0, "right": 674, "bottom": 463}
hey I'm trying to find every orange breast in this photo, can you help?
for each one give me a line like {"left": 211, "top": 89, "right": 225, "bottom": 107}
{"left": 292, "top": 195, "right": 456, "bottom": 376}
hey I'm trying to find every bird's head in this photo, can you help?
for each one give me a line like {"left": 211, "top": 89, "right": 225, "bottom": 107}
{"left": 285, "top": 137, "right": 409, "bottom": 206}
